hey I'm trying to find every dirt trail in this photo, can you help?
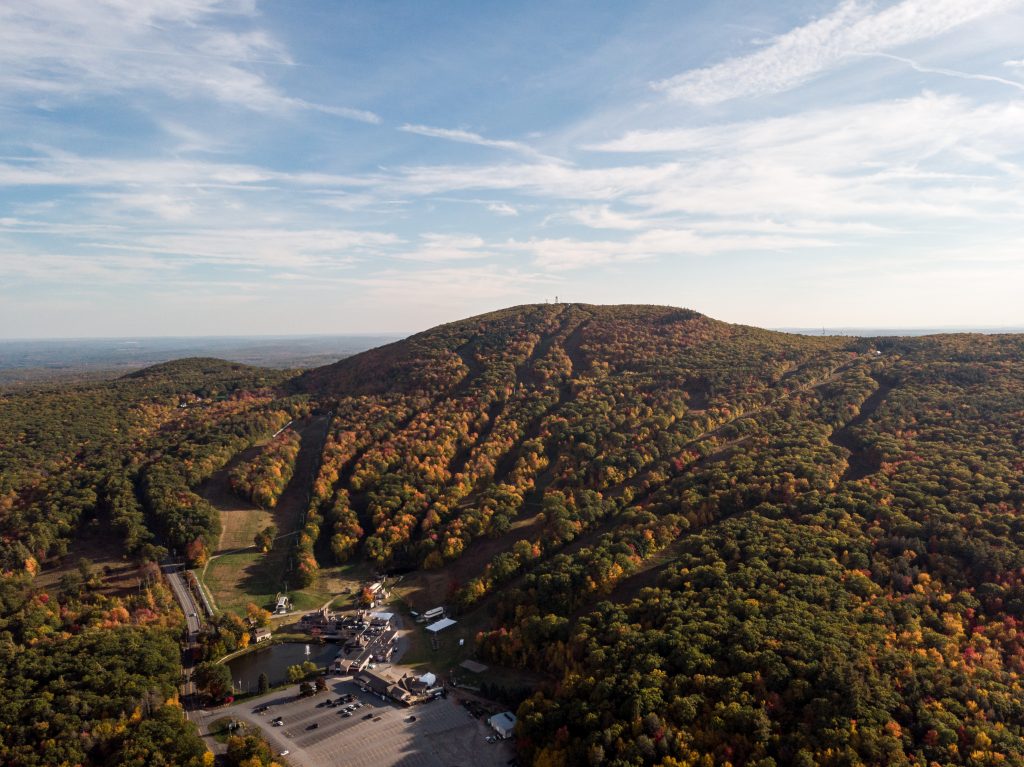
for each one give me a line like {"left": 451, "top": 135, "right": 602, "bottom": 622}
{"left": 200, "top": 447, "right": 265, "bottom": 553}
{"left": 603, "top": 538, "right": 690, "bottom": 605}
{"left": 454, "top": 338, "right": 487, "bottom": 393}
{"left": 202, "top": 415, "right": 329, "bottom": 554}
{"left": 829, "top": 377, "right": 892, "bottom": 482}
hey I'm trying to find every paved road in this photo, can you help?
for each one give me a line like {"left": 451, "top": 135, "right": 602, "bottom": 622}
{"left": 163, "top": 566, "right": 205, "bottom": 725}
{"left": 165, "top": 567, "right": 203, "bottom": 637}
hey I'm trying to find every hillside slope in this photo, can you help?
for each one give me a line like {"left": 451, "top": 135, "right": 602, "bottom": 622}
{"left": 292, "top": 304, "right": 1024, "bottom": 766}
{"left": 6, "top": 305, "right": 1024, "bottom": 765}
{"left": 291, "top": 304, "right": 854, "bottom": 569}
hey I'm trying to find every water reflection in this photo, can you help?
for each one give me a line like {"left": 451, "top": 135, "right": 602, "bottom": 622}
{"left": 227, "top": 642, "right": 339, "bottom": 691}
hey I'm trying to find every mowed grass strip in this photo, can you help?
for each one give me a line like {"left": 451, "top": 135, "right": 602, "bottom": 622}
{"left": 203, "top": 550, "right": 335, "bottom": 615}
{"left": 218, "top": 505, "right": 274, "bottom": 552}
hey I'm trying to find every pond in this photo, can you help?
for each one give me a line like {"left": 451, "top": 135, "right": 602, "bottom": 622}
{"left": 226, "top": 642, "right": 339, "bottom": 692}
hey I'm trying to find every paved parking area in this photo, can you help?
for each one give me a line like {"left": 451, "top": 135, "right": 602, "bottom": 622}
{"left": 223, "top": 677, "right": 514, "bottom": 767}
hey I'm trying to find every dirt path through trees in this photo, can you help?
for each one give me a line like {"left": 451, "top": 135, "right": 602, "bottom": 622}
{"left": 829, "top": 376, "right": 892, "bottom": 482}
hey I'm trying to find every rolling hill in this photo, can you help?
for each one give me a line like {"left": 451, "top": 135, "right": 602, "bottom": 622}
{"left": 3, "top": 304, "right": 1024, "bottom": 765}
{"left": 293, "top": 304, "right": 1024, "bottom": 765}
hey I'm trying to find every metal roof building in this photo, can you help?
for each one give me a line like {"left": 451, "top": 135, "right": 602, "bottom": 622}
{"left": 488, "top": 711, "right": 517, "bottom": 739}
{"left": 425, "top": 617, "right": 457, "bottom": 633}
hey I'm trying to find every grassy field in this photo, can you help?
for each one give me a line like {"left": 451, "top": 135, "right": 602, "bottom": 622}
{"left": 394, "top": 600, "right": 542, "bottom": 701}
{"left": 396, "top": 599, "right": 491, "bottom": 672}
{"left": 203, "top": 550, "right": 329, "bottom": 614}
{"left": 202, "top": 552, "right": 373, "bottom": 616}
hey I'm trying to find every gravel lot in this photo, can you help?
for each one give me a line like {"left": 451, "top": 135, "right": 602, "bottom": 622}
{"left": 221, "top": 677, "right": 514, "bottom": 767}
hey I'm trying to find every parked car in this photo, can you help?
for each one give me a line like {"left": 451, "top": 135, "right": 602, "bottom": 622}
{"left": 278, "top": 751, "right": 289, "bottom": 757}
{"left": 362, "top": 713, "right": 374, "bottom": 720}
{"left": 306, "top": 722, "right": 319, "bottom": 730}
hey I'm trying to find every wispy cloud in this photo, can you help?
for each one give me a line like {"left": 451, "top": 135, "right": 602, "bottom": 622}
{"left": 487, "top": 202, "right": 519, "bottom": 216}
{"left": 95, "top": 228, "right": 399, "bottom": 269}
{"left": 653, "top": 0, "right": 1024, "bottom": 104}
{"left": 510, "top": 228, "right": 834, "bottom": 271}
{"left": 0, "top": 0, "right": 379, "bottom": 121}
{"left": 396, "top": 233, "right": 493, "bottom": 262}
{"left": 565, "top": 205, "right": 653, "bottom": 230}
{"left": 399, "top": 124, "right": 543, "bottom": 157}
{"left": 865, "top": 52, "right": 1024, "bottom": 92}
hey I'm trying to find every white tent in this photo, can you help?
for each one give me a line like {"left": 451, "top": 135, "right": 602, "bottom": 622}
{"left": 425, "top": 617, "right": 457, "bottom": 633}
{"left": 419, "top": 672, "right": 437, "bottom": 686}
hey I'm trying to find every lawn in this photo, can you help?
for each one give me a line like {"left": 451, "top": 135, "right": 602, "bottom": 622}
{"left": 201, "top": 553, "right": 374, "bottom": 616}
{"left": 398, "top": 601, "right": 492, "bottom": 673}
{"left": 202, "top": 550, "right": 335, "bottom": 615}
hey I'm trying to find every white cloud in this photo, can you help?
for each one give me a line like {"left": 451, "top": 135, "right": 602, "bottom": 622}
{"left": 0, "top": 150, "right": 373, "bottom": 190}
{"left": 0, "top": 0, "right": 379, "bottom": 121}
{"left": 585, "top": 93, "right": 1024, "bottom": 220}
{"left": 339, "top": 265, "right": 555, "bottom": 305}
{"left": 653, "top": 0, "right": 1024, "bottom": 104}
{"left": 866, "top": 52, "right": 1024, "bottom": 92}
{"left": 100, "top": 228, "right": 399, "bottom": 269}
{"left": 487, "top": 202, "right": 519, "bottom": 216}
{"left": 510, "top": 227, "right": 834, "bottom": 271}
{"left": 399, "top": 124, "right": 543, "bottom": 157}
{"left": 395, "top": 233, "right": 493, "bottom": 262}
{"left": 565, "top": 205, "right": 653, "bottom": 230}
{"left": 386, "top": 160, "right": 681, "bottom": 200}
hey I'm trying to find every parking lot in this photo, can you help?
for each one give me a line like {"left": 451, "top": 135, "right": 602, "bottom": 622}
{"left": 223, "top": 677, "right": 514, "bottom": 767}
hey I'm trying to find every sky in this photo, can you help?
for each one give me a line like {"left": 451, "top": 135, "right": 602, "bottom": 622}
{"left": 2, "top": 0, "right": 1024, "bottom": 338}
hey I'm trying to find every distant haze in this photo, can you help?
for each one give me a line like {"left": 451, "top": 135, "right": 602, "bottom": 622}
{"left": 0, "top": 335, "right": 401, "bottom": 386}
{"left": 779, "top": 327, "right": 1024, "bottom": 337}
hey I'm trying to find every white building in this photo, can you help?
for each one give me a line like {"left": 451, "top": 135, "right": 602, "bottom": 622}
{"left": 488, "top": 711, "right": 516, "bottom": 739}
{"left": 422, "top": 606, "right": 445, "bottom": 621}
{"left": 425, "top": 617, "right": 456, "bottom": 633}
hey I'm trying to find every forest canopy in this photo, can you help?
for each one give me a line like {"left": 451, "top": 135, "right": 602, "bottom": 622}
{"left": 5, "top": 305, "right": 1024, "bottom": 765}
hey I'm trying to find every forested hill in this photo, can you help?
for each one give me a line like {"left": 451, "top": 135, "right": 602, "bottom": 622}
{"left": 5, "top": 304, "right": 1024, "bottom": 765}
{"left": 293, "top": 303, "right": 848, "bottom": 398}
{"left": 287, "top": 303, "right": 856, "bottom": 570}
{"left": 291, "top": 304, "right": 1024, "bottom": 765}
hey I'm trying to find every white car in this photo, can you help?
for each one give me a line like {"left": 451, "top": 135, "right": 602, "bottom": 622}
{"left": 279, "top": 750, "right": 290, "bottom": 756}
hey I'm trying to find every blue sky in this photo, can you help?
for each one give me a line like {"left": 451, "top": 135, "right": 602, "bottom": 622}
{"left": 2, "top": 0, "right": 1023, "bottom": 337}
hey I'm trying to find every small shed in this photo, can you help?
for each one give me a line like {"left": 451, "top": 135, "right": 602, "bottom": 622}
{"left": 253, "top": 627, "right": 272, "bottom": 643}
{"left": 425, "top": 617, "right": 456, "bottom": 633}
{"left": 488, "top": 711, "right": 517, "bottom": 739}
